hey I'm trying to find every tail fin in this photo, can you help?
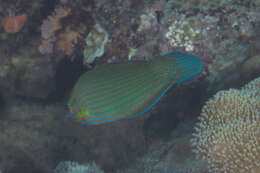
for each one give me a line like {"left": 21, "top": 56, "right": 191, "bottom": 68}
{"left": 167, "top": 52, "right": 202, "bottom": 83}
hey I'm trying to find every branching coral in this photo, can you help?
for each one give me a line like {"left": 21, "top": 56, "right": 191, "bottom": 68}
{"left": 41, "top": 6, "right": 71, "bottom": 40}
{"left": 57, "top": 26, "right": 81, "bottom": 55}
{"left": 191, "top": 80, "right": 260, "bottom": 173}
{"left": 242, "top": 76, "right": 260, "bottom": 96}
{"left": 39, "top": 6, "right": 71, "bottom": 54}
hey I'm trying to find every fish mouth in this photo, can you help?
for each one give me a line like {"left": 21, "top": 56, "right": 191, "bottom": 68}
{"left": 65, "top": 104, "right": 78, "bottom": 118}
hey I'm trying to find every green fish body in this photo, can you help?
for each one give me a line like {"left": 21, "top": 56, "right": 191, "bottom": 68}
{"left": 66, "top": 52, "right": 202, "bottom": 125}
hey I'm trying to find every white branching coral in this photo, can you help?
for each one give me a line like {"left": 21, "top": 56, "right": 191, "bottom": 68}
{"left": 191, "top": 84, "right": 260, "bottom": 173}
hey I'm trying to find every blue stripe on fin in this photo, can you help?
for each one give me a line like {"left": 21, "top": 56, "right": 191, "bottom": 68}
{"left": 85, "top": 83, "right": 175, "bottom": 125}
{"left": 173, "top": 53, "right": 202, "bottom": 83}
{"left": 165, "top": 52, "right": 197, "bottom": 59}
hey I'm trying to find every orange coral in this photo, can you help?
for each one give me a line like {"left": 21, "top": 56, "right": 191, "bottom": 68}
{"left": 1, "top": 15, "right": 27, "bottom": 33}
{"left": 57, "top": 26, "right": 81, "bottom": 55}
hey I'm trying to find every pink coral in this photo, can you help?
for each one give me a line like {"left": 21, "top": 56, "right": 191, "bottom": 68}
{"left": 41, "top": 7, "right": 70, "bottom": 39}
{"left": 39, "top": 6, "right": 71, "bottom": 54}
{"left": 38, "top": 38, "right": 54, "bottom": 54}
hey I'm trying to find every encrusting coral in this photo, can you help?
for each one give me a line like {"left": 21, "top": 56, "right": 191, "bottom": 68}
{"left": 191, "top": 77, "right": 260, "bottom": 173}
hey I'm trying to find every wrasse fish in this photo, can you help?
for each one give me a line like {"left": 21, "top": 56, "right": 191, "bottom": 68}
{"left": 66, "top": 52, "right": 202, "bottom": 125}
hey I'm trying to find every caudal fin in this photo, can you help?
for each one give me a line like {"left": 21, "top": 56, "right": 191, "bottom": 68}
{"left": 167, "top": 52, "right": 202, "bottom": 83}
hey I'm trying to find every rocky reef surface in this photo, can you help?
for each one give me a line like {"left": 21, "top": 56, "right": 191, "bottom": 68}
{"left": 0, "top": 0, "right": 259, "bottom": 172}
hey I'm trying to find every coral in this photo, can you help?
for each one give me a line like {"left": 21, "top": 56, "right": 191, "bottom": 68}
{"left": 83, "top": 24, "right": 108, "bottom": 64}
{"left": 165, "top": 15, "right": 201, "bottom": 52}
{"left": 160, "top": 0, "right": 260, "bottom": 92}
{"left": 41, "top": 7, "right": 71, "bottom": 40}
{"left": 38, "top": 39, "right": 55, "bottom": 55}
{"left": 136, "top": 11, "right": 159, "bottom": 36}
{"left": 1, "top": 14, "right": 27, "bottom": 33}
{"left": 39, "top": 6, "right": 71, "bottom": 54}
{"left": 57, "top": 26, "right": 81, "bottom": 56}
{"left": 242, "top": 76, "right": 260, "bottom": 96}
{"left": 191, "top": 86, "right": 260, "bottom": 173}
{"left": 136, "top": 0, "right": 164, "bottom": 37}
{"left": 53, "top": 161, "right": 104, "bottom": 173}
{"left": 243, "top": 76, "right": 260, "bottom": 90}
